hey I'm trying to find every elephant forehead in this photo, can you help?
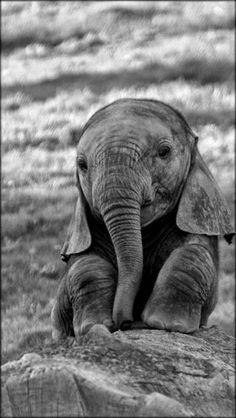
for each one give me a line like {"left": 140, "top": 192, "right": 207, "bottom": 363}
{"left": 78, "top": 116, "right": 177, "bottom": 154}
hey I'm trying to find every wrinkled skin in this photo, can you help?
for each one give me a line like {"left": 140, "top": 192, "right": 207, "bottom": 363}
{"left": 51, "top": 98, "right": 234, "bottom": 341}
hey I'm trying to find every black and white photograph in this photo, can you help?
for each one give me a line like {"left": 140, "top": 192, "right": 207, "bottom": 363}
{"left": 1, "top": 1, "right": 235, "bottom": 416}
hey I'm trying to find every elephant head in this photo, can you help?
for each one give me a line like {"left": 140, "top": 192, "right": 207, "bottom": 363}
{"left": 61, "top": 98, "right": 233, "bottom": 329}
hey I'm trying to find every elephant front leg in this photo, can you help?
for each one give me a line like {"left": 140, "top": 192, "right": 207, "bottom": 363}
{"left": 142, "top": 244, "right": 217, "bottom": 333}
{"left": 68, "top": 254, "right": 116, "bottom": 340}
{"left": 51, "top": 254, "right": 116, "bottom": 342}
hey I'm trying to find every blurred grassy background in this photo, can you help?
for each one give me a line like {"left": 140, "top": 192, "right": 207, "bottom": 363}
{"left": 1, "top": 1, "right": 235, "bottom": 364}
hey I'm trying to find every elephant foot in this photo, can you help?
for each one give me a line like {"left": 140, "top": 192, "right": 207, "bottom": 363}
{"left": 79, "top": 324, "right": 113, "bottom": 344}
{"left": 77, "top": 324, "right": 127, "bottom": 351}
{"left": 51, "top": 321, "right": 75, "bottom": 342}
{"left": 73, "top": 315, "right": 115, "bottom": 342}
{"left": 142, "top": 300, "right": 202, "bottom": 334}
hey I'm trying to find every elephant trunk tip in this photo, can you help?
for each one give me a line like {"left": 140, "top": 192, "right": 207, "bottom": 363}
{"left": 119, "top": 320, "right": 133, "bottom": 331}
{"left": 113, "top": 309, "right": 133, "bottom": 330}
{"left": 112, "top": 280, "right": 141, "bottom": 328}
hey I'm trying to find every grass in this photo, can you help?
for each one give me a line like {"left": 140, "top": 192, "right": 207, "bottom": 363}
{"left": 1, "top": 1, "right": 235, "bottom": 364}
{"left": 1, "top": 2, "right": 235, "bottom": 52}
{"left": 2, "top": 83, "right": 234, "bottom": 153}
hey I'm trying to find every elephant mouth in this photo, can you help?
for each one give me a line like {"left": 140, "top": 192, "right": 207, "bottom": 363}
{"left": 141, "top": 198, "right": 172, "bottom": 227}
{"left": 141, "top": 206, "right": 156, "bottom": 227}
{"left": 141, "top": 183, "right": 174, "bottom": 227}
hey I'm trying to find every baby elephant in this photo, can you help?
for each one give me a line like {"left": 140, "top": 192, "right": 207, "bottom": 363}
{"left": 51, "top": 98, "right": 234, "bottom": 341}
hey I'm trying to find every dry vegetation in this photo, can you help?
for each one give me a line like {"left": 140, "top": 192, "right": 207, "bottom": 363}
{"left": 1, "top": 1, "right": 235, "bottom": 364}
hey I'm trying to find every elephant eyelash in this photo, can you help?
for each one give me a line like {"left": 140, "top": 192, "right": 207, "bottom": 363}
{"left": 77, "top": 156, "right": 88, "bottom": 173}
{"left": 158, "top": 145, "right": 171, "bottom": 159}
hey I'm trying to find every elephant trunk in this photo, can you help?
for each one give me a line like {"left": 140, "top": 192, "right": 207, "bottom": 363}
{"left": 94, "top": 162, "right": 143, "bottom": 328}
{"left": 98, "top": 183, "right": 143, "bottom": 329}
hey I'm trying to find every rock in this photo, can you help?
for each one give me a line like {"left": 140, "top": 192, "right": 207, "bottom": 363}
{"left": 1, "top": 326, "right": 235, "bottom": 417}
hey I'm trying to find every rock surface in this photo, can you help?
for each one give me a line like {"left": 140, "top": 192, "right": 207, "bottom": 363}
{"left": 1, "top": 325, "right": 235, "bottom": 417}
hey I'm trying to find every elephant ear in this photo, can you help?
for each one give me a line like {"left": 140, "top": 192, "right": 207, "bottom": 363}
{"left": 176, "top": 150, "right": 234, "bottom": 243}
{"left": 61, "top": 184, "right": 91, "bottom": 262}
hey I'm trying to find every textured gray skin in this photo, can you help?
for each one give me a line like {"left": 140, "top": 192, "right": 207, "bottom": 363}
{"left": 51, "top": 98, "right": 234, "bottom": 341}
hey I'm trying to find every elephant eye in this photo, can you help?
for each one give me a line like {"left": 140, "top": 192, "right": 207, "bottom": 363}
{"left": 77, "top": 156, "right": 88, "bottom": 173}
{"left": 158, "top": 145, "right": 171, "bottom": 159}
